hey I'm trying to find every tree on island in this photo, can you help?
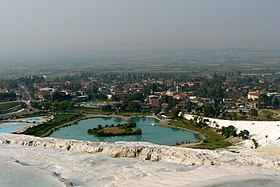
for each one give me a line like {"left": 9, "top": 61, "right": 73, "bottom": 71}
{"left": 102, "top": 105, "right": 113, "bottom": 112}
{"left": 88, "top": 122, "right": 142, "bottom": 137}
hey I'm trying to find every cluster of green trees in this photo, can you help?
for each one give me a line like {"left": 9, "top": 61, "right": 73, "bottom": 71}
{"left": 31, "top": 101, "right": 75, "bottom": 111}
{"left": 238, "top": 129, "right": 250, "bottom": 139}
{"left": 192, "top": 117, "right": 250, "bottom": 139}
{"left": 160, "top": 95, "right": 175, "bottom": 109}
{"left": 101, "top": 104, "right": 114, "bottom": 112}
{"left": 87, "top": 122, "right": 142, "bottom": 137}
{"left": 195, "top": 106, "right": 276, "bottom": 121}
{"left": 51, "top": 91, "right": 71, "bottom": 101}
{"left": 94, "top": 122, "right": 137, "bottom": 130}
{"left": 110, "top": 92, "right": 144, "bottom": 112}
{"left": 193, "top": 116, "right": 209, "bottom": 128}
{"left": 219, "top": 126, "right": 237, "bottom": 138}
{"left": 0, "top": 79, "right": 18, "bottom": 90}
{"left": 196, "top": 105, "right": 223, "bottom": 118}
{"left": 258, "top": 94, "right": 280, "bottom": 108}
{"left": 0, "top": 92, "right": 17, "bottom": 101}
{"left": 218, "top": 125, "right": 250, "bottom": 139}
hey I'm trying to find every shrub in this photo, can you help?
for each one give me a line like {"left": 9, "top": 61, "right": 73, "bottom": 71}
{"left": 219, "top": 125, "right": 237, "bottom": 138}
{"left": 238, "top": 129, "right": 250, "bottom": 139}
{"left": 252, "top": 139, "right": 258, "bottom": 149}
{"left": 134, "top": 128, "right": 142, "bottom": 134}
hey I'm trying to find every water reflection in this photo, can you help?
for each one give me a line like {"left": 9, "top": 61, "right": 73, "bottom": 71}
{"left": 114, "top": 118, "right": 123, "bottom": 123}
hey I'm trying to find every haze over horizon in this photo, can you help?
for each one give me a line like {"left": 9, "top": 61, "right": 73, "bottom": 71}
{"left": 1, "top": 0, "right": 280, "bottom": 62}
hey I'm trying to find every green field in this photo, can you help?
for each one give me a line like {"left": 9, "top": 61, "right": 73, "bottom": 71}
{"left": 0, "top": 102, "right": 25, "bottom": 114}
{"left": 170, "top": 119, "right": 232, "bottom": 150}
{"left": 74, "top": 107, "right": 113, "bottom": 115}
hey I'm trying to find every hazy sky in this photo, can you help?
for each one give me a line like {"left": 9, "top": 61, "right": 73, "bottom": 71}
{"left": 1, "top": 0, "right": 280, "bottom": 57}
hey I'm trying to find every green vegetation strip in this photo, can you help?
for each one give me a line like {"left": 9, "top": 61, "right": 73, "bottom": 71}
{"left": 0, "top": 102, "right": 25, "bottom": 114}
{"left": 21, "top": 113, "right": 83, "bottom": 137}
{"left": 170, "top": 119, "right": 232, "bottom": 150}
{"left": 74, "top": 108, "right": 113, "bottom": 115}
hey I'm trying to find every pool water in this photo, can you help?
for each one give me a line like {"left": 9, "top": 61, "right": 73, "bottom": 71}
{"left": 0, "top": 122, "right": 17, "bottom": 126}
{"left": 0, "top": 124, "right": 29, "bottom": 133}
{"left": 81, "top": 103, "right": 105, "bottom": 108}
{"left": 50, "top": 117, "right": 199, "bottom": 145}
{"left": 26, "top": 118, "right": 42, "bottom": 123}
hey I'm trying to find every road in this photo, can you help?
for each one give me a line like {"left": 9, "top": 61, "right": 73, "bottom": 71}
{"left": 20, "top": 85, "right": 35, "bottom": 110}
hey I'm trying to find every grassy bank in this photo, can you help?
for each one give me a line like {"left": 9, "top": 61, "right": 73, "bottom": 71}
{"left": 21, "top": 113, "right": 83, "bottom": 137}
{"left": 170, "top": 119, "right": 232, "bottom": 150}
{"left": 74, "top": 107, "right": 112, "bottom": 115}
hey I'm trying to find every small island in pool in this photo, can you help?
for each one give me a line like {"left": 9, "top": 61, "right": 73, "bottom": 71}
{"left": 87, "top": 122, "right": 142, "bottom": 137}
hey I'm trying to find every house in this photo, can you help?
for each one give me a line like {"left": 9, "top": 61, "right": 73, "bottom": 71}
{"left": 99, "top": 87, "right": 111, "bottom": 95}
{"left": 248, "top": 101, "right": 259, "bottom": 108}
{"left": 173, "top": 93, "right": 186, "bottom": 100}
{"left": 186, "top": 82, "right": 201, "bottom": 86}
{"left": 39, "top": 87, "right": 54, "bottom": 92}
{"left": 200, "top": 98, "right": 212, "bottom": 104}
{"left": 148, "top": 95, "right": 159, "bottom": 107}
{"left": 36, "top": 91, "right": 52, "bottom": 101}
{"left": 248, "top": 91, "right": 260, "bottom": 100}
{"left": 166, "top": 90, "right": 175, "bottom": 96}
{"left": 223, "top": 98, "right": 236, "bottom": 108}
{"left": 267, "top": 92, "right": 279, "bottom": 97}
{"left": 161, "top": 103, "right": 169, "bottom": 109}
{"left": 111, "top": 91, "right": 128, "bottom": 98}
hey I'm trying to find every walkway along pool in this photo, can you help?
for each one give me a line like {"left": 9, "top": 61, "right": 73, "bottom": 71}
{"left": 50, "top": 117, "right": 199, "bottom": 145}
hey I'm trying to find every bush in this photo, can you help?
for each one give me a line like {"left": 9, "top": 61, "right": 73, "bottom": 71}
{"left": 238, "top": 129, "right": 250, "bottom": 139}
{"left": 248, "top": 109, "right": 258, "bottom": 117}
{"left": 134, "top": 128, "right": 142, "bottom": 134}
{"left": 96, "top": 125, "right": 103, "bottom": 130}
{"left": 262, "top": 110, "right": 273, "bottom": 120}
{"left": 219, "top": 125, "right": 237, "bottom": 138}
{"left": 0, "top": 92, "right": 16, "bottom": 101}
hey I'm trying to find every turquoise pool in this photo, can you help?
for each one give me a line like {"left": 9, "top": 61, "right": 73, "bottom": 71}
{"left": 26, "top": 118, "right": 42, "bottom": 123}
{"left": 80, "top": 103, "right": 105, "bottom": 108}
{"left": 0, "top": 124, "right": 28, "bottom": 133}
{"left": 50, "top": 117, "right": 199, "bottom": 145}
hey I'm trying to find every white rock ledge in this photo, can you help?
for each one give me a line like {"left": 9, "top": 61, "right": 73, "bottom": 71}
{"left": 1, "top": 133, "right": 280, "bottom": 169}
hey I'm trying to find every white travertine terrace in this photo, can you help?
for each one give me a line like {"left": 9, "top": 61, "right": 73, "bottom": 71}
{"left": 1, "top": 133, "right": 280, "bottom": 186}
{"left": 1, "top": 134, "right": 280, "bottom": 169}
